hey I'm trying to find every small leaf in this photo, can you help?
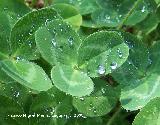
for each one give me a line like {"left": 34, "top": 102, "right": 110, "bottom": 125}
{"left": 72, "top": 78, "right": 120, "bottom": 117}
{"left": 78, "top": 31, "right": 129, "bottom": 77}
{"left": 132, "top": 97, "right": 160, "bottom": 125}
{"left": 52, "top": 3, "right": 82, "bottom": 30}
{"left": 51, "top": 64, "right": 94, "bottom": 97}
{"left": 1, "top": 59, "right": 53, "bottom": 91}
{"left": 53, "top": 0, "right": 100, "bottom": 15}
{"left": 10, "top": 8, "right": 60, "bottom": 60}
{"left": 35, "top": 19, "right": 81, "bottom": 66}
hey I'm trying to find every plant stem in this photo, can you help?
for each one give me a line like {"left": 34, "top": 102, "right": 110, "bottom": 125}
{"left": 117, "top": 0, "right": 143, "bottom": 30}
{"left": 106, "top": 106, "right": 121, "bottom": 125}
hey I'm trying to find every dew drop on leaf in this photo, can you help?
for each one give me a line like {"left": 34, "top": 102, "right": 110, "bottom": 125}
{"left": 51, "top": 38, "right": 56, "bottom": 47}
{"left": 68, "top": 37, "right": 74, "bottom": 46}
{"left": 13, "top": 91, "right": 20, "bottom": 98}
{"left": 79, "top": 97, "right": 84, "bottom": 101}
{"left": 110, "top": 62, "right": 117, "bottom": 70}
{"left": 101, "top": 88, "right": 105, "bottom": 94}
{"left": 98, "top": 65, "right": 105, "bottom": 75}
{"left": 117, "top": 48, "right": 123, "bottom": 58}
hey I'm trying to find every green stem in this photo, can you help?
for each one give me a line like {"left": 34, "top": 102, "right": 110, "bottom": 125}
{"left": 117, "top": 0, "right": 143, "bottom": 30}
{"left": 107, "top": 106, "right": 121, "bottom": 125}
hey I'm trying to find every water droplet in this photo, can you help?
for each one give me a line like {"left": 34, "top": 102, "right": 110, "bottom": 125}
{"left": 51, "top": 38, "right": 56, "bottom": 47}
{"left": 141, "top": 6, "right": 146, "bottom": 13}
{"left": 110, "top": 62, "right": 117, "bottom": 70}
{"left": 79, "top": 97, "right": 84, "bottom": 101}
{"left": 117, "top": 48, "right": 123, "bottom": 58}
{"left": 45, "top": 19, "right": 50, "bottom": 26}
{"left": 101, "top": 88, "right": 105, "bottom": 94}
{"left": 68, "top": 37, "right": 73, "bottom": 46}
{"left": 16, "top": 57, "right": 21, "bottom": 62}
{"left": 98, "top": 65, "right": 105, "bottom": 75}
{"left": 13, "top": 91, "right": 20, "bottom": 98}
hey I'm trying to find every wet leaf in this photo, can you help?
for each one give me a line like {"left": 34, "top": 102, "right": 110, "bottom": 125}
{"left": 51, "top": 64, "right": 94, "bottom": 97}
{"left": 1, "top": 59, "right": 53, "bottom": 91}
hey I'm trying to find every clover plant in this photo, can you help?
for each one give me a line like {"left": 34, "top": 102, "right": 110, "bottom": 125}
{"left": 0, "top": 0, "right": 160, "bottom": 125}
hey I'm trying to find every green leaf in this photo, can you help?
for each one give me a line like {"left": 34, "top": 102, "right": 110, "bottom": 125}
{"left": 0, "top": 95, "right": 28, "bottom": 125}
{"left": 0, "top": 82, "right": 32, "bottom": 112}
{"left": 1, "top": 59, "right": 53, "bottom": 91}
{"left": 132, "top": 97, "right": 160, "bottom": 125}
{"left": 29, "top": 91, "right": 72, "bottom": 125}
{"left": 0, "top": 62, "right": 15, "bottom": 83}
{"left": 52, "top": 3, "right": 82, "bottom": 30}
{"left": 53, "top": 0, "right": 100, "bottom": 15}
{"left": 72, "top": 78, "right": 120, "bottom": 117}
{"left": 35, "top": 19, "right": 81, "bottom": 66}
{"left": 0, "top": 0, "right": 30, "bottom": 60}
{"left": 51, "top": 64, "right": 94, "bottom": 97}
{"left": 66, "top": 117, "right": 103, "bottom": 125}
{"left": 91, "top": 0, "right": 156, "bottom": 27}
{"left": 78, "top": 31, "right": 129, "bottom": 77}
{"left": 111, "top": 36, "right": 160, "bottom": 111}
{"left": 136, "top": 12, "right": 160, "bottom": 35}
{"left": 10, "top": 8, "right": 60, "bottom": 60}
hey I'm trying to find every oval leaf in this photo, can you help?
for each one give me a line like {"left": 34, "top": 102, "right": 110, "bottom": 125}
{"left": 51, "top": 64, "right": 94, "bottom": 97}
{"left": 78, "top": 31, "right": 129, "bottom": 77}
{"left": 133, "top": 97, "right": 160, "bottom": 125}
{"left": 10, "top": 8, "right": 60, "bottom": 60}
{"left": 35, "top": 19, "right": 81, "bottom": 66}
{"left": 1, "top": 59, "right": 53, "bottom": 91}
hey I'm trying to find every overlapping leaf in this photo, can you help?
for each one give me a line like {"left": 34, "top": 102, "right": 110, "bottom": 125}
{"left": 1, "top": 59, "right": 53, "bottom": 91}
{"left": 0, "top": 95, "right": 28, "bottom": 125}
{"left": 10, "top": 8, "right": 60, "bottom": 60}
{"left": 53, "top": 0, "right": 100, "bottom": 15}
{"left": 133, "top": 97, "right": 160, "bottom": 125}
{"left": 51, "top": 64, "right": 94, "bottom": 97}
{"left": 72, "top": 78, "right": 120, "bottom": 117}
{"left": 35, "top": 19, "right": 81, "bottom": 66}
{"left": 0, "top": 0, "right": 30, "bottom": 60}
{"left": 29, "top": 90, "right": 72, "bottom": 125}
{"left": 78, "top": 31, "right": 129, "bottom": 77}
{"left": 111, "top": 34, "right": 160, "bottom": 111}
{"left": 52, "top": 3, "right": 82, "bottom": 30}
{"left": 91, "top": 0, "right": 156, "bottom": 27}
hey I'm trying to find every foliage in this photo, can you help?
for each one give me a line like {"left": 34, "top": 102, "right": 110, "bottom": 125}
{"left": 0, "top": 0, "right": 160, "bottom": 125}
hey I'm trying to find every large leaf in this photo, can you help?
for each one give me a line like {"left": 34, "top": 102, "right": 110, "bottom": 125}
{"left": 78, "top": 31, "right": 129, "bottom": 77}
{"left": 52, "top": 3, "right": 82, "bottom": 30}
{"left": 51, "top": 64, "right": 94, "bottom": 97}
{"left": 1, "top": 59, "right": 53, "bottom": 91}
{"left": 133, "top": 97, "right": 160, "bottom": 125}
{"left": 91, "top": 0, "right": 156, "bottom": 27}
{"left": 111, "top": 37, "right": 160, "bottom": 111}
{"left": 72, "top": 78, "right": 120, "bottom": 117}
{"left": 35, "top": 19, "right": 81, "bottom": 66}
{"left": 10, "top": 8, "right": 60, "bottom": 60}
